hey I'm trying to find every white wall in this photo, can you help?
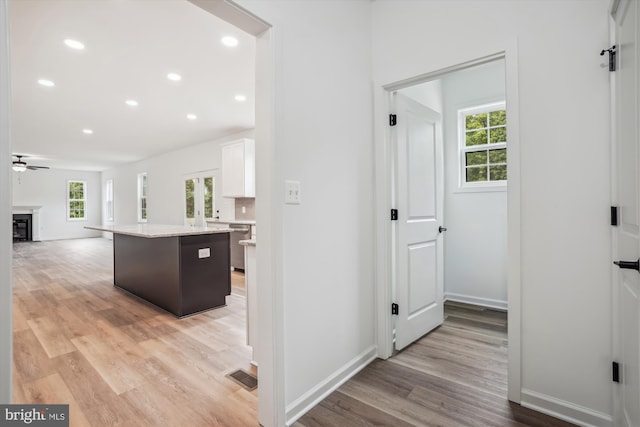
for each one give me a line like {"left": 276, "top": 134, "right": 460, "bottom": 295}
{"left": 0, "top": 0, "right": 12, "bottom": 403}
{"left": 12, "top": 169, "right": 102, "bottom": 240}
{"left": 232, "top": 1, "right": 376, "bottom": 423}
{"left": 101, "top": 130, "right": 254, "bottom": 226}
{"left": 400, "top": 79, "right": 443, "bottom": 114}
{"left": 441, "top": 60, "right": 507, "bottom": 309}
{"left": 373, "top": 1, "right": 612, "bottom": 426}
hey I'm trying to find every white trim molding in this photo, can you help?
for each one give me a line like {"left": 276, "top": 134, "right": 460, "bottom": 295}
{"left": 285, "top": 346, "right": 377, "bottom": 426}
{"left": 521, "top": 389, "right": 613, "bottom": 427}
{"left": 445, "top": 292, "right": 507, "bottom": 311}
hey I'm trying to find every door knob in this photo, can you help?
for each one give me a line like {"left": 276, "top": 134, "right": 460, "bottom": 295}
{"left": 613, "top": 259, "right": 640, "bottom": 272}
{"left": 439, "top": 226, "right": 447, "bottom": 233}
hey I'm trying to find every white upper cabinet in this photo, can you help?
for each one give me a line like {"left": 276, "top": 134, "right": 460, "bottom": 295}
{"left": 221, "top": 138, "right": 255, "bottom": 198}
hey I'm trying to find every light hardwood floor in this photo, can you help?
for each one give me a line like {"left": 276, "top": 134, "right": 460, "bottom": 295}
{"left": 12, "top": 238, "right": 257, "bottom": 427}
{"left": 15, "top": 238, "right": 576, "bottom": 427}
{"left": 294, "top": 302, "right": 577, "bottom": 427}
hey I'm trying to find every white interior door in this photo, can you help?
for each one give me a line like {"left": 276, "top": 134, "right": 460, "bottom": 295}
{"left": 613, "top": 1, "right": 640, "bottom": 426}
{"left": 393, "top": 93, "right": 445, "bottom": 351}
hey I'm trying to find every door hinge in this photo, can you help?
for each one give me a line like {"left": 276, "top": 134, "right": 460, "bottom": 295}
{"left": 613, "top": 361, "right": 620, "bottom": 383}
{"left": 600, "top": 45, "right": 616, "bottom": 72}
{"left": 391, "top": 303, "right": 399, "bottom": 315}
{"left": 390, "top": 209, "right": 398, "bottom": 221}
{"left": 389, "top": 114, "right": 397, "bottom": 126}
{"left": 611, "top": 206, "right": 618, "bottom": 226}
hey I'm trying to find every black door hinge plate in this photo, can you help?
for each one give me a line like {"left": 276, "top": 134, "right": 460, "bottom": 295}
{"left": 391, "top": 303, "right": 399, "bottom": 315}
{"left": 611, "top": 206, "right": 618, "bottom": 226}
{"left": 613, "top": 361, "right": 620, "bottom": 383}
{"left": 390, "top": 209, "right": 398, "bottom": 221}
{"left": 389, "top": 114, "right": 397, "bottom": 126}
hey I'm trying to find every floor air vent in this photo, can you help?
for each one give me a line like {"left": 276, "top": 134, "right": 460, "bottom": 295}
{"left": 227, "top": 369, "right": 258, "bottom": 391}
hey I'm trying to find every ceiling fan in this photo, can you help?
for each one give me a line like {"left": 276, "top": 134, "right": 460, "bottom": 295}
{"left": 12, "top": 155, "right": 50, "bottom": 172}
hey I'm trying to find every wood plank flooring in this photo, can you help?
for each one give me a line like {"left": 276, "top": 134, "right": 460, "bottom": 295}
{"left": 294, "top": 302, "right": 577, "bottom": 427}
{"left": 12, "top": 238, "right": 257, "bottom": 427}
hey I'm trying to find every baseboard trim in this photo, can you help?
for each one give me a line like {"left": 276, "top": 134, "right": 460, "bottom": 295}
{"left": 285, "top": 345, "right": 377, "bottom": 426}
{"left": 521, "top": 388, "right": 613, "bottom": 427}
{"left": 444, "top": 292, "right": 508, "bottom": 311}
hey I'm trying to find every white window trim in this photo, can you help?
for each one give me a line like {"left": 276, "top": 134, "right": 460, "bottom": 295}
{"left": 104, "top": 179, "right": 114, "bottom": 223}
{"left": 137, "top": 173, "right": 147, "bottom": 223}
{"left": 67, "top": 180, "right": 87, "bottom": 221}
{"left": 458, "top": 101, "right": 507, "bottom": 192}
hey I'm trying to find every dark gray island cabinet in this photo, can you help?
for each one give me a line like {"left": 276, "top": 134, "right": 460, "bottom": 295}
{"left": 86, "top": 224, "right": 232, "bottom": 317}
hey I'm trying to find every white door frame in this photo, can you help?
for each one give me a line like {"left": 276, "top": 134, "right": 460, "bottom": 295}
{"left": 373, "top": 42, "right": 522, "bottom": 403}
{"left": 185, "top": 2, "right": 285, "bottom": 426}
{"left": 0, "top": 0, "right": 13, "bottom": 404}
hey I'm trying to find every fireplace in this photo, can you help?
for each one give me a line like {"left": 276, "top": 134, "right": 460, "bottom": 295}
{"left": 12, "top": 206, "right": 42, "bottom": 241}
{"left": 13, "top": 214, "right": 32, "bottom": 242}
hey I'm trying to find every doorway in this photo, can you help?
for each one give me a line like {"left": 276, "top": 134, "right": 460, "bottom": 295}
{"left": 375, "top": 49, "right": 522, "bottom": 402}
{"left": 183, "top": 170, "right": 219, "bottom": 227}
{"left": 398, "top": 59, "right": 508, "bottom": 313}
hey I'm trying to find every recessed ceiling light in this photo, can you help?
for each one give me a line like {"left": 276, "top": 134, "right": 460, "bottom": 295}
{"left": 125, "top": 99, "right": 139, "bottom": 107}
{"left": 221, "top": 36, "right": 239, "bottom": 47}
{"left": 186, "top": 114, "right": 197, "bottom": 120}
{"left": 64, "top": 39, "right": 85, "bottom": 50}
{"left": 167, "top": 73, "right": 182, "bottom": 81}
{"left": 82, "top": 129, "right": 94, "bottom": 135}
{"left": 37, "top": 79, "right": 55, "bottom": 87}
{"left": 234, "top": 94, "right": 247, "bottom": 102}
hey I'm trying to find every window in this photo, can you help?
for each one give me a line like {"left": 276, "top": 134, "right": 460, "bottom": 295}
{"left": 67, "top": 180, "right": 87, "bottom": 220}
{"left": 105, "top": 179, "right": 114, "bottom": 222}
{"left": 184, "top": 173, "right": 216, "bottom": 226}
{"left": 137, "top": 173, "right": 147, "bottom": 222}
{"left": 459, "top": 102, "right": 507, "bottom": 188}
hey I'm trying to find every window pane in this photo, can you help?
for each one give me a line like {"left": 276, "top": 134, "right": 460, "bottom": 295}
{"left": 185, "top": 179, "right": 195, "bottom": 219}
{"left": 466, "top": 151, "right": 487, "bottom": 166}
{"left": 490, "top": 164, "right": 507, "bottom": 181}
{"left": 466, "top": 166, "right": 487, "bottom": 182}
{"left": 488, "top": 148, "right": 507, "bottom": 164}
{"left": 466, "top": 129, "right": 487, "bottom": 146}
{"left": 465, "top": 113, "right": 487, "bottom": 130}
{"left": 489, "top": 127, "right": 507, "bottom": 143}
{"left": 489, "top": 110, "right": 506, "bottom": 126}
{"left": 204, "top": 177, "right": 214, "bottom": 219}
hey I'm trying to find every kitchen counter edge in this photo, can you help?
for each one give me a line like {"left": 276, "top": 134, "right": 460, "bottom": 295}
{"left": 85, "top": 224, "right": 233, "bottom": 238}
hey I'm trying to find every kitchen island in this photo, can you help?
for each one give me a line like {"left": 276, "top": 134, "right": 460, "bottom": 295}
{"left": 86, "top": 224, "right": 232, "bottom": 317}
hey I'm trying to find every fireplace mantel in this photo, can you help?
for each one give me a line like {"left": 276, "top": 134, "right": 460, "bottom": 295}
{"left": 12, "top": 206, "right": 42, "bottom": 241}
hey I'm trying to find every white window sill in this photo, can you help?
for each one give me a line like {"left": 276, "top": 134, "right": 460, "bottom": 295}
{"left": 455, "top": 183, "right": 507, "bottom": 193}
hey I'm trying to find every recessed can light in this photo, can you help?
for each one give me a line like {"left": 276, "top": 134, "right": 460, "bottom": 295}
{"left": 37, "top": 79, "right": 55, "bottom": 87}
{"left": 186, "top": 114, "right": 197, "bottom": 120}
{"left": 234, "top": 94, "right": 247, "bottom": 102}
{"left": 221, "top": 36, "right": 239, "bottom": 47}
{"left": 64, "top": 39, "right": 85, "bottom": 50}
{"left": 82, "top": 129, "right": 94, "bottom": 135}
{"left": 167, "top": 73, "right": 182, "bottom": 81}
{"left": 125, "top": 99, "right": 139, "bottom": 107}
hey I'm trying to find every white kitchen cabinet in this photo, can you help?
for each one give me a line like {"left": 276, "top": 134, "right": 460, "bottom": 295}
{"left": 221, "top": 138, "right": 255, "bottom": 198}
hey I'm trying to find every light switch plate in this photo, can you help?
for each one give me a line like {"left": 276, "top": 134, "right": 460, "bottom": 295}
{"left": 285, "top": 180, "right": 301, "bottom": 204}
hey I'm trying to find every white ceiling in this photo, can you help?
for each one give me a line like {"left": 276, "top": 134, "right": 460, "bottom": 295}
{"left": 9, "top": 0, "right": 256, "bottom": 171}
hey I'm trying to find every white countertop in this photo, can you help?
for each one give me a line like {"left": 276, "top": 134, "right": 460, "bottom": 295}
{"left": 85, "top": 224, "right": 232, "bottom": 238}
{"left": 208, "top": 219, "right": 256, "bottom": 226}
